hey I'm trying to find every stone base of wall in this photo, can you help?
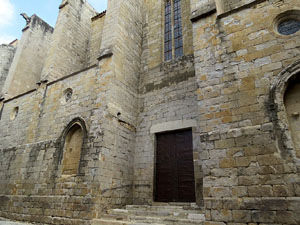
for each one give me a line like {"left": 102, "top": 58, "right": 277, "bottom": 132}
{"left": 0, "top": 195, "right": 95, "bottom": 225}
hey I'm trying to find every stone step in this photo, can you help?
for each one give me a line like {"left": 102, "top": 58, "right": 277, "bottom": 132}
{"left": 128, "top": 215, "right": 205, "bottom": 224}
{"left": 100, "top": 213, "right": 206, "bottom": 224}
{"left": 91, "top": 219, "right": 130, "bottom": 225}
{"left": 127, "top": 203, "right": 201, "bottom": 210}
{"left": 93, "top": 217, "right": 205, "bottom": 225}
{"left": 125, "top": 205, "right": 184, "bottom": 211}
{"left": 92, "top": 204, "right": 206, "bottom": 225}
{"left": 107, "top": 209, "right": 203, "bottom": 219}
{"left": 151, "top": 202, "right": 200, "bottom": 208}
{"left": 91, "top": 219, "right": 165, "bottom": 225}
{"left": 113, "top": 207, "right": 202, "bottom": 213}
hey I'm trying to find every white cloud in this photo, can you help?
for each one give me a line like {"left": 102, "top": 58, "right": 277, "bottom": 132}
{"left": 0, "top": 0, "right": 14, "bottom": 28}
{"left": 0, "top": 35, "right": 15, "bottom": 45}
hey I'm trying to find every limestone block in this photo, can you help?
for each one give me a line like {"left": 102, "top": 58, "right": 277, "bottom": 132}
{"left": 0, "top": 45, "right": 16, "bottom": 94}
{"left": 211, "top": 209, "right": 232, "bottom": 221}
{"left": 232, "top": 210, "right": 251, "bottom": 223}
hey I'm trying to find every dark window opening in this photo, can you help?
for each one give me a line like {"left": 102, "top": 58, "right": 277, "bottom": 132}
{"left": 173, "top": 0, "right": 183, "bottom": 58}
{"left": 164, "top": 0, "right": 172, "bottom": 61}
{"left": 278, "top": 19, "right": 300, "bottom": 35}
{"left": 164, "top": 0, "right": 183, "bottom": 61}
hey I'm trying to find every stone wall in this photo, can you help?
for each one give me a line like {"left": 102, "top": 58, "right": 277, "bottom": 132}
{"left": 41, "top": 0, "right": 96, "bottom": 82}
{"left": 88, "top": 13, "right": 106, "bottom": 66}
{"left": 192, "top": 0, "right": 300, "bottom": 224}
{"left": 0, "top": 45, "right": 16, "bottom": 95}
{"left": 215, "top": 0, "right": 259, "bottom": 15}
{"left": 140, "top": 0, "right": 193, "bottom": 70}
{"left": 191, "top": 0, "right": 216, "bottom": 21}
{"left": 0, "top": 0, "right": 145, "bottom": 223}
{"left": 133, "top": 56, "right": 200, "bottom": 204}
{"left": 0, "top": 67, "right": 102, "bottom": 224}
{"left": 0, "top": 62, "right": 137, "bottom": 224}
{"left": 103, "top": 0, "right": 143, "bottom": 127}
{"left": 1, "top": 0, "right": 300, "bottom": 224}
{"left": 93, "top": 0, "right": 145, "bottom": 213}
{"left": 132, "top": 0, "right": 200, "bottom": 204}
{"left": 2, "top": 15, "right": 53, "bottom": 98}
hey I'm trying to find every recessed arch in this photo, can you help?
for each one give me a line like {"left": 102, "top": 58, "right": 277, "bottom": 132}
{"left": 284, "top": 76, "right": 300, "bottom": 158}
{"left": 59, "top": 117, "right": 87, "bottom": 175}
{"left": 269, "top": 59, "right": 300, "bottom": 162}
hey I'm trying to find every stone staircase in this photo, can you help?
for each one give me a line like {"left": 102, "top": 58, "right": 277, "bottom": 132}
{"left": 92, "top": 203, "right": 206, "bottom": 225}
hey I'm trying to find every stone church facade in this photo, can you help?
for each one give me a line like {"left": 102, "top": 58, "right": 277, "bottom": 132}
{"left": 0, "top": 0, "right": 300, "bottom": 224}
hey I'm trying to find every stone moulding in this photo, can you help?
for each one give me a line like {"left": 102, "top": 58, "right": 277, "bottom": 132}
{"left": 3, "top": 88, "right": 37, "bottom": 103}
{"left": 272, "top": 10, "right": 300, "bottom": 36}
{"left": 216, "top": 0, "right": 267, "bottom": 19}
{"left": 2, "top": 65, "right": 97, "bottom": 105}
{"left": 59, "top": 117, "right": 88, "bottom": 146}
{"left": 91, "top": 10, "right": 106, "bottom": 21}
{"left": 269, "top": 59, "right": 300, "bottom": 163}
{"left": 47, "top": 64, "right": 97, "bottom": 86}
{"left": 97, "top": 49, "right": 113, "bottom": 62}
{"left": 190, "top": 3, "right": 216, "bottom": 22}
{"left": 59, "top": 0, "right": 69, "bottom": 9}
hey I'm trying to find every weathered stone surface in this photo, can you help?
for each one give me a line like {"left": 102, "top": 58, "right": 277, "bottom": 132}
{"left": 2, "top": 15, "right": 53, "bottom": 98}
{"left": 0, "top": 0, "right": 300, "bottom": 224}
{"left": 92, "top": 204, "right": 205, "bottom": 224}
{"left": 193, "top": 0, "right": 300, "bottom": 224}
{"left": 41, "top": 0, "right": 96, "bottom": 82}
{"left": 0, "top": 45, "right": 15, "bottom": 95}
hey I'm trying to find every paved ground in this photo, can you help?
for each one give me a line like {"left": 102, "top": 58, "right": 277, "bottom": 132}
{"left": 0, "top": 218, "right": 32, "bottom": 225}
{"left": 0, "top": 223, "right": 32, "bottom": 225}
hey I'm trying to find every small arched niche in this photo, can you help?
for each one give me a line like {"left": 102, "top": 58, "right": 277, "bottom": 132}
{"left": 10, "top": 106, "right": 19, "bottom": 120}
{"left": 284, "top": 75, "right": 300, "bottom": 158}
{"left": 61, "top": 121, "right": 85, "bottom": 175}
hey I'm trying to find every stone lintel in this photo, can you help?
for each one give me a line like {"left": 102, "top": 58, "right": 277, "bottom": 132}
{"left": 150, "top": 120, "right": 197, "bottom": 134}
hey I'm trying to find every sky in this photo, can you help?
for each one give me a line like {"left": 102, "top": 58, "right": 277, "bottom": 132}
{"left": 0, "top": 0, "right": 107, "bottom": 44}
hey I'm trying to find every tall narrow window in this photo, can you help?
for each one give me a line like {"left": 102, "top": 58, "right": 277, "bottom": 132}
{"left": 164, "top": 0, "right": 183, "bottom": 61}
{"left": 164, "top": 0, "right": 172, "bottom": 61}
{"left": 173, "top": 0, "right": 183, "bottom": 58}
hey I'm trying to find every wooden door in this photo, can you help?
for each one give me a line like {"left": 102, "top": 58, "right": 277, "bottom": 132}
{"left": 155, "top": 129, "right": 195, "bottom": 202}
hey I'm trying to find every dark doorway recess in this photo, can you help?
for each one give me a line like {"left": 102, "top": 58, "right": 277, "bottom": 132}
{"left": 155, "top": 129, "right": 196, "bottom": 202}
